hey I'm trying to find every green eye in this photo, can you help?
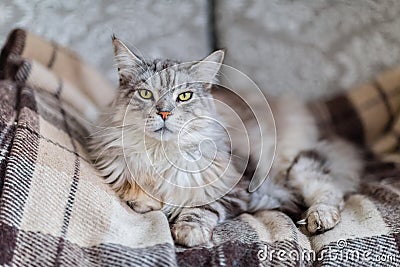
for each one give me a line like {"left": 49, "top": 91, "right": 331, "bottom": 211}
{"left": 177, "top": 91, "right": 193, "bottom": 102}
{"left": 139, "top": 89, "right": 153, "bottom": 99}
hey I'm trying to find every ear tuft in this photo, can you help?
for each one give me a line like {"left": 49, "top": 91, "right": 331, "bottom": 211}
{"left": 204, "top": 50, "right": 225, "bottom": 65}
{"left": 191, "top": 50, "right": 225, "bottom": 84}
{"left": 112, "top": 37, "right": 144, "bottom": 82}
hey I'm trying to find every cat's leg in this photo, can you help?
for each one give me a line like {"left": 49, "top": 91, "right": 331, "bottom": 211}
{"left": 287, "top": 140, "right": 361, "bottom": 234}
{"left": 171, "top": 193, "right": 248, "bottom": 247}
{"left": 171, "top": 204, "right": 223, "bottom": 247}
{"left": 288, "top": 151, "right": 343, "bottom": 233}
{"left": 118, "top": 181, "right": 163, "bottom": 213}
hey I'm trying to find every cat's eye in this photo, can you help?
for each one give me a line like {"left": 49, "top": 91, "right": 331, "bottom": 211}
{"left": 177, "top": 91, "right": 193, "bottom": 102}
{"left": 138, "top": 89, "right": 153, "bottom": 99}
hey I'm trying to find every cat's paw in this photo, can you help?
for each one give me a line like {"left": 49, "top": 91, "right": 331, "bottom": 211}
{"left": 127, "top": 200, "right": 161, "bottom": 214}
{"left": 171, "top": 221, "right": 212, "bottom": 247}
{"left": 299, "top": 204, "right": 340, "bottom": 234}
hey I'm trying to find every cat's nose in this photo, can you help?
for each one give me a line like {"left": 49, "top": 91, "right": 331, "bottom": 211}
{"left": 157, "top": 111, "right": 171, "bottom": 120}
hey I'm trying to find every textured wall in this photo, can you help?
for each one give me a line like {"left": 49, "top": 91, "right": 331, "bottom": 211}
{"left": 217, "top": 0, "right": 400, "bottom": 99}
{"left": 0, "top": 0, "right": 209, "bottom": 84}
{"left": 2, "top": 0, "right": 400, "bottom": 99}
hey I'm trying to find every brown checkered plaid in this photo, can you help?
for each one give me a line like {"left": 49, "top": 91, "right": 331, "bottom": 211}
{"left": 0, "top": 29, "right": 399, "bottom": 266}
{"left": 309, "top": 67, "right": 400, "bottom": 163}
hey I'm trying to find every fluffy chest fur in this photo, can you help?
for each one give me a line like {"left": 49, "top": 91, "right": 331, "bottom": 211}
{"left": 92, "top": 122, "right": 241, "bottom": 211}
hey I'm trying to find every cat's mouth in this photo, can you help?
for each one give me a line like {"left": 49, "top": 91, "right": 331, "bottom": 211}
{"left": 154, "top": 126, "right": 173, "bottom": 134}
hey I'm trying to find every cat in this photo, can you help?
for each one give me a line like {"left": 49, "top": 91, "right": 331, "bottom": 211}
{"left": 89, "top": 36, "right": 362, "bottom": 247}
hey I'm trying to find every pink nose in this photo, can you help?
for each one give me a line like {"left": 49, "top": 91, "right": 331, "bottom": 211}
{"left": 158, "top": 111, "right": 171, "bottom": 120}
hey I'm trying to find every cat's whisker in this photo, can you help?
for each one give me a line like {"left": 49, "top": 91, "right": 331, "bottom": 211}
{"left": 223, "top": 123, "right": 248, "bottom": 133}
{"left": 177, "top": 126, "right": 197, "bottom": 138}
{"left": 218, "top": 150, "right": 247, "bottom": 161}
{"left": 89, "top": 123, "right": 138, "bottom": 136}
{"left": 90, "top": 131, "right": 126, "bottom": 138}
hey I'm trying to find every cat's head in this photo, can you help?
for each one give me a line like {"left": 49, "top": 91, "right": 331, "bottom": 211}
{"left": 112, "top": 36, "right": 224, "bottom": 143}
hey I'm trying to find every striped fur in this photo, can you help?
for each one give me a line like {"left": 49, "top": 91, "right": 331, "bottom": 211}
{"left": 90, "top": 37, "right": 363, "bottom": 247}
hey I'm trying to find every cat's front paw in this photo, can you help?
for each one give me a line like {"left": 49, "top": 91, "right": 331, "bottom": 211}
{"left": 127, "top": 200, "right": 162, "bottom": 214}
{"left": 299, "top": 204, "right": 340, "bottom": 234}
{"left": 171, "top": 221, "right": 212, "bottom": 247}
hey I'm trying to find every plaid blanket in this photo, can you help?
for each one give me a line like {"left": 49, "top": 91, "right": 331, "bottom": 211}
{"left": 0, "top": 29, "right": 399, "bottom": 267}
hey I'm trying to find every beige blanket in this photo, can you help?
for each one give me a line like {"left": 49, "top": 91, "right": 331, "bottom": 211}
{"left": 0, "top": 29, "right": 399, "bottom": 266}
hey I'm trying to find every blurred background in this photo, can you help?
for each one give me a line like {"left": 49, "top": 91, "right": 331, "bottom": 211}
{"left": 1, "top": 0, "right": 400, "bottom": 100}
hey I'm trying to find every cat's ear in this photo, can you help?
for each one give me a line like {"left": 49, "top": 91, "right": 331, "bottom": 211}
{"left": 112, "top": 35, "right": 144, "bottom": 82}
{"left": 190, "top": 50, "right": 225, "bottom": 86}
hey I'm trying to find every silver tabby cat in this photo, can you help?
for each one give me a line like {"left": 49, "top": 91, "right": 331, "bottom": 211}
{"left": 89, "top": 37, "right": 362, "bottom": 247}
